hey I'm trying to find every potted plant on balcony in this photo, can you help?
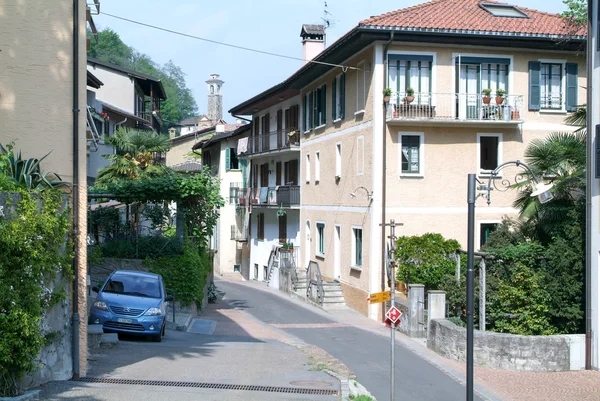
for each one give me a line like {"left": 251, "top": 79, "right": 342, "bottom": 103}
{"left": 495, "top": 88, "right": 506, "bottom": 105}
{"left": 383, "top": 87, "right": 392, "bottom": 103}
{"left": 277, "top": 206, "right": 287, "bottom": 218}
{"left": 482, "top": 88, "right": 492, "bottom": 105}
{"left": 404, "top": 88, "right": 415, "bottom": 104}
{"left": 282, "top": 242, "right": 294, "bottom": 253}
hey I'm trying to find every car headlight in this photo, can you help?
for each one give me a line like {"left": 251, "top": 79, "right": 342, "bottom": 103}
{"left": 93, "top": 301, "right": 109, "bottom": 311}
{"left": 144, "top": 307, "right": 162, "bottom": 316}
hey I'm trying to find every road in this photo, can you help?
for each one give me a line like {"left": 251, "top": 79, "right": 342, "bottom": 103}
{"left": 217, "top": 279, "right": 484, "bottom": 401}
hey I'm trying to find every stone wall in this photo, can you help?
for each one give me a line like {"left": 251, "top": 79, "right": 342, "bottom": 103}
{"left": 428, "top": 319, "right": 586, "bottom": 371}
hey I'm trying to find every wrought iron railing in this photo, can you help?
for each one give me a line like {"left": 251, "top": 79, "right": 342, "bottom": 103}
{"left": 249, "top": 186, "right": 300, "bottom": 206}
{"left": 249, "top": 129, "right": 300, "bottom": 156}
{"left": 387, "top": 92, "right": 524, "bottom": 122}
{"left": 306, "top": 260, "right": 324, "bottom": 305}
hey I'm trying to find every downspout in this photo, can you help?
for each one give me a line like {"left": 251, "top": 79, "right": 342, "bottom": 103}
{"left": 585, "top": 0, "right": 593, "bottom": 371}
{"left": 381, "top": 32, "right": 394, "bottom": 322}
{"left": 71, "top": 0, "right": 81, "bottom": 379}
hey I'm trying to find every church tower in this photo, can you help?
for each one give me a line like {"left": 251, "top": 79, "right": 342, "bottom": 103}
{"left": 206, "top": 74, "right": 224, "bottom": 123}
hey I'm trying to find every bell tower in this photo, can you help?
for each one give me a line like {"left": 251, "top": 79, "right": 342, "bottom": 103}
{"left": 206, "top": 74, "right": 224, "bottom": 124}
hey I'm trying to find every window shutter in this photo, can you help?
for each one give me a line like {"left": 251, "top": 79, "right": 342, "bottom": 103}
{"left": 528, "top": 61, "right": 541, "bottom": 111}
{"left": 225, "top": 147, "right": 231, "bottom": 171}
{"left": 332, "top": 78, "right": 336, "bottom": 120}
{"left": 308, "top": 92, "right": 314, "bottom": 129}
{"left": 303, "top": 95, "right": 307, "bottom": 131}
{"left": 566, "top": 62, "right": 578, "bottom": 112}
{"left": 340, "top": 73, "right": 346, "bottom": 119}
{"left": 276, "top": 162, "right": 282, "bottom": 185}
{"left": 323, "top": 84, "right": 327, "bottom": 124}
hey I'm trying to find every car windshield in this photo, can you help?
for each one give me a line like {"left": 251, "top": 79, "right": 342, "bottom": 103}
{"left": 103, "top": 274, "right": 161, "bottom": 298}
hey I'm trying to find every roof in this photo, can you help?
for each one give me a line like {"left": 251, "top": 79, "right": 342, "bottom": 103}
{"left": 230, "top": 1, "right": 585, "bottom": 116}
{"left": 87, "top": 58, "right": 167, "bottom": 99}
{"left": 301, "top": 24, "right": 326, "bottom": 38}
{"left": 191, "top": 124, "right": 250, "bottom": 151}
{"left": 179, "top": 115, "right": 209, "bottom": 126}
{"left": 87, "top": 71, "right": 103, "bottom": 89}
{"left": 359, "top": 0, "right": 586, "bottom": 37}
{"left": 171, "top": 160, "right": 203, "bottom": 172}
{"left": 170, "top": 126, "right": 215, "bottom": 145}
{"left": 100, "top": 101, "right": 154, "bottom": 128}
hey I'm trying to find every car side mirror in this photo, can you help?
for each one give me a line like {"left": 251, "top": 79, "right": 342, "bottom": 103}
{"left": 165, "top": 295, "right": 174, "bottom": 302}
{"left": 92, "top": 286, "right": 100, "bottom": 293}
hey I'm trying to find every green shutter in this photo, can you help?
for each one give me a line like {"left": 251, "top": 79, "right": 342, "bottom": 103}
{"left": 303, "top": 94, "right": 307, "bottom": 131}
{"left": 323, "top": 84, "right": 327, "bottom": 124}
{"left": 566, "top": 63, "right": 578, "bottom": 112}
{"left": 332, "top": 77, "right": 337, "bottom": 120}
{"left": 308, "top": 92, "right": 313, "bottom": 129}
{"left": 225, "top": 147, "right": 231, "bottom": 171}
{"left": 529, "top": 61, "right": 541, "bottom": 111}
{"left": 340, "top": 73, "right": 345, "bottom": 119}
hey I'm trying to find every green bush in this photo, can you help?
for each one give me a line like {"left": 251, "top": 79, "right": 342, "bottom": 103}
{"left": 0, "top": 190, "right": 71, "bottom": 396}
{"left": 146, "top": 244, "right": 211, "bottom": 308}
{"left": 395, "top": 233, "right": 460, "bottom": 290}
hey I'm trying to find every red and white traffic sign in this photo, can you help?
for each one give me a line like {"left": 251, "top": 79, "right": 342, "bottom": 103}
{"left": 386, "top": 306, "right": 402, "bottom": 324}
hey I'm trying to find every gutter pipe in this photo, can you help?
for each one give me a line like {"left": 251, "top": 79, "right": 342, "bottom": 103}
{"left": 381, "top": 32, "right": 394, "bottom": 322}
{"left": 71, "top": 0, "right": 81, "bottom": 379}
{"left": 585, "top": 0, "right": 593, "bottom": 371}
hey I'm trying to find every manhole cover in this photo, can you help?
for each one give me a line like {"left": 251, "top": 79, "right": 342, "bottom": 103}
{"left": 289, "top": 381, "right": 333, "bottom": 388}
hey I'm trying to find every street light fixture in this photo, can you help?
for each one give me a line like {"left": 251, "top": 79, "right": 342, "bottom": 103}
{"left": 466, "top": 160, "right": 553, "bottom": 401}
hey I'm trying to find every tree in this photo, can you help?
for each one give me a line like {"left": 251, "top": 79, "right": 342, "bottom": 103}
{"left": 96, "top": 128, "right": 171, "bottom": 185}
{"left": 561, "top": 0, "right": 587, "bottom": 26}
{"left": 88, "top": 29, "right": 198, "bottom": 126}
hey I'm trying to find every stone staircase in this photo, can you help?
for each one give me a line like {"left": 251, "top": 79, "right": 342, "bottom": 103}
{"left": 293, "top": 269, "right": 346, "bottom": 309}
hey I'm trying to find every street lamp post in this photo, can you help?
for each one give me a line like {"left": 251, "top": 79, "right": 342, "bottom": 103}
{"left": 465, "top": 160, "right": 553, "bottom": 401}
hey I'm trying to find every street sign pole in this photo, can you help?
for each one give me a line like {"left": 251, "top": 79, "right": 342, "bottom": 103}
{"left": 389, "top": 219, "right": 397, "bottom": 401}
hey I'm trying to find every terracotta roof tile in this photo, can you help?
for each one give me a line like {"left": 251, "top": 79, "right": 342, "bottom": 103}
{"left": 359, "top": 0, "right": 585, "bottom": 37}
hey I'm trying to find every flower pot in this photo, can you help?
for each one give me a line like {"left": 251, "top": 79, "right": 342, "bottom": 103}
{"left": 495, "top": 96, "right": 505, "bottom": 105}
{"left": 383, "top": 95, "right": 391, "bottom": 103}
{"left": 511, "top": 111, "right": 520, "bottom": 120}
{"left": 482, "top": 96, "right": 491, "bottom": 105}
{"left": 405, "top": 96, "right": 414, "bottom": 104}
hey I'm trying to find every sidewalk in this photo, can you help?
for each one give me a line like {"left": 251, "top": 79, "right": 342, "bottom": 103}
{"left": 219, "top": 276, "right": 600, "bottom": 401}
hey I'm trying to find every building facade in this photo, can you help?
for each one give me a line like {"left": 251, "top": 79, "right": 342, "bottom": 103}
{"left": 231, "top": 0, "right": 586, "bottom": 320}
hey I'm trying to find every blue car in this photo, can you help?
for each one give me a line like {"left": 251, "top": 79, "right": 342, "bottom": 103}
{"left": 89, "top": 270, "right": 173, "bottom": 342}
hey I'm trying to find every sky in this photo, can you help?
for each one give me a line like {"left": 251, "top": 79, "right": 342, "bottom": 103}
{"left": 93, "top": 0, "right": 570, "bottom": 123}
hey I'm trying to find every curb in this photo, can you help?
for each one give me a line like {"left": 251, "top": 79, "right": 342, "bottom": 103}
{"left": 323, "top": 370, "right": 351, "bottom": 401}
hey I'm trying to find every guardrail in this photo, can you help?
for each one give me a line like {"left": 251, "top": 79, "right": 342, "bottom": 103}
{"left": 249, "top": 129, "right": 300, "bottom": 156}
{"left": 306, "top": 261, "right": 324, "bottom": 305}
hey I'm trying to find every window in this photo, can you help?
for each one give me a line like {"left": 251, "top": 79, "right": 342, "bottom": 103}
{"left": 225, "top": 148, "right": 239, "bottom": 171}
{"left": 276, "top": 109, "right": 283, "bottom": 149}
{"left": 276, "top": 162, "right": 282, "bottom": 185}
{"left": 336, "top": 143, "right": 342, "bottom": 178}
{"left": 311, "top": 85, "right": 327, "bottom": 128}
{"left": 316, "top": 222, "right": 325, "bottom": 257}
{"left": 332, "top": 73, "right": 345, "bottom": 121}
{"left": 480, "top": 4, "right": 528, "bottom": 18}
{"left": 285, "top": 105, "right": 299, "bottom": 132}
{"left": 352, "top": 227, "right": 363, "bottom": 267}
{"left": 203, "top": 151, "right": 212, "bottom": 168}
{"left": 261, "top": 114, "right": 270, "bottom": 151}
{"left": 356, "top": 61, "right": 366, "bottom": 112}
{"left": 478, "top": 134, "right": 502, "bottom": 173}
{"left": 356, "top": 136, "right": 364, "bottom": 175}
{"left": 480, "top": 222, "right": 499, "bottom": 247}
{"left": 529, "top": 61, "right": 578, "bottom": 111}
{"left": 263, "top": 265, "right": 268, "bottom": 281}
{"left": 257, "top": 213, "right": 265, "bottom": 240}
{"left": 260, "top": 163, "right": 269, "bottom": 187}
{"left": 253, "top": 117, "right": 259, "bottom": 152}
{"left": 399, "top": 133, "right": 424, "bottom": 175}
{"left": 278, "top": 213, "right": 287, "bottom": 243}
{"left": 315, "top": 151, "right": 320, "bottom": 183}
{"left": 305, "top": 153, "right": 311, "bottom": 183}
{"left": 388, "top": 56, "right": 433, "bottom": 104}
{"left": 254, "top": 263, "right": 259, "bottom": 280}
{"left": 284, "top": 159, "right": 298, "bottom": 185}
{"left": 304, "top": 92, "right": 313, "bottom": 131}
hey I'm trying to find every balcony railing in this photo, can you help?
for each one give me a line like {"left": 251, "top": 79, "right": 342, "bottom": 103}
{"left": 230, "top": 224, "right": 248, "bottom": 242}
{"left": 248, "top": 129, "right": 300, "bottom": 156}
{"left": 249, "top": 185, "right": 300, "bottom": 207}
{"left": 387, "top": 92, "right": 524, "bottom": 122}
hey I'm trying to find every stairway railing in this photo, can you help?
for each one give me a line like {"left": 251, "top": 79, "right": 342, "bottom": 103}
{"left": 306, "top": 260, "right": 324, "bottom": 305}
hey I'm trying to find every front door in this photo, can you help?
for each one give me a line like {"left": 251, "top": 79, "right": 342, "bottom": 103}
{"left": 457, "top": 64, "right": 480, "bottom": 120}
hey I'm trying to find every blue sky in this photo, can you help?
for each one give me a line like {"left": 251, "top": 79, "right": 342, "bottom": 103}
{"left": 93, "top": 0, "right": 570, "bottom": 122}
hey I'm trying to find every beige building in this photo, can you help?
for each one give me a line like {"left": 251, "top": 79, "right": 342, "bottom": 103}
{"left": 231, "top": 0, "right": 586, "bottom": 319}
{"left": 0, "top": 0, "right": 98, "bottom": 378}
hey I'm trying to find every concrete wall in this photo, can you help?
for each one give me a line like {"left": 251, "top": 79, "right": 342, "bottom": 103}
{"left": 86, "top": 64, "right": 135, "bottom": 112}
{"left": 428, "top": 319, "right": 586, "bottom": 371}
{"left": 0, "top": 0, "right": 89, "bottom": 376}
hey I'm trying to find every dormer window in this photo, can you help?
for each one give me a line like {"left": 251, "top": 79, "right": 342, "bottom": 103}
{"left": 479, "top": 3, "right": 528, "bottom": 18}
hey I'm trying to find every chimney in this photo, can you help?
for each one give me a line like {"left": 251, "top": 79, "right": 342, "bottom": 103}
{"left": 300, "top": 24, "right": 325, "bottom": 65}
{"left": 168, "top": 127, "right": 177, "bottom": 139}
{"left": 216, "top": 122, "right": 225, "bottom": 133}
{"left": 206, "top": 74, "right": 224, "bottom": 124}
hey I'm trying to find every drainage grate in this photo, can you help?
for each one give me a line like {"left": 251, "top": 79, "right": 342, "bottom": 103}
{"left": 72, "top": 377, "right": 339, "bottom": 396}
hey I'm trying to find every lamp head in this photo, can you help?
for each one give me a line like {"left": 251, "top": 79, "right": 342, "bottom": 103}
{"left": 530, "top": 181, "right": 554, "bottom": 204}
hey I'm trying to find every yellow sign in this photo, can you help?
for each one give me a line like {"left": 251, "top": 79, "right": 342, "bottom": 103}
{"left": 369, "top": 291, "right": 391, "bottom": 304}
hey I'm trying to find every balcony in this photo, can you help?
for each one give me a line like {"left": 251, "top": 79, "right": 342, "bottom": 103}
{"left": 244, "top": 130, "right": 300, "bottom": 158}
{"left": 230, "top": 224, "right": 248, "bottom": 242}
{"left": 249, "top": 186, "right": 300, "bottom": 208}
{"left": 386, "top": 92, "right": 524, "bottom": 127}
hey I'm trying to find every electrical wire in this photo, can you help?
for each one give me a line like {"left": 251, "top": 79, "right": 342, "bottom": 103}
{"left": 100, "top": 12, "right": 366, "bottom": 72}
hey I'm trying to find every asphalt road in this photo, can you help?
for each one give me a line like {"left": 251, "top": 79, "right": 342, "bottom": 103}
{"left": 218, "top": 279, "right": 484, "bottom": 401}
